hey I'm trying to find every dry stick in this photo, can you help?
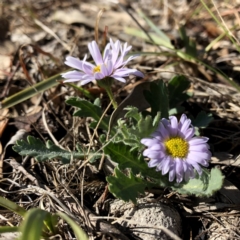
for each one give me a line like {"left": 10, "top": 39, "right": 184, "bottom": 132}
{"left": 61, "top": 183, "right": 130, "bottom": 240}
{"left": 8, "top": 159, "right": 41, "bottom": 186}
{"left": 211, "top": 0, "right": 240, "bottom": 45}
{"left": 41, "top": 107, "right": 65, "bottom": 148}
{"left": 34, "top": 18, "right": 71, "bottom": 51}
{"left": 118, "top": 3, "right": 162, "bottom": 52}
{"left": 26, "top": 185, "right": 81, "bottom": 223}
{"left": 0, "top": 61, "right": 20, "bottom": 99}
{"left": 42, "top": 108, "right": 60, "bottom": 147}
{"left": 0, "top": 183, "right": 83, "bottom": 228}
{"left": 95, "top": 8, "right": 105, "bottom": 44}
{"left": 80, "top": 101, "right": 113, "bottom": 207}
{"left": 95, "top": 100, "right": 113, "bottom": 170}
{"left": 86, "top": 100, "right": 113, "bottom": 157}
{"left": 92, "top": 216, "right": 182, "bottom": 240}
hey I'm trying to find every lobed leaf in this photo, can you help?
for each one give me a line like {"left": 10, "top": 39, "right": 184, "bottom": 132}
{"left": 66, "top": 97, "right": 109, "bottom": 131}
{"left": 179, "top": 26, "right": 197, "bottom": 58}
{"left": 13, "top": 136, "right": 99, "bottom": 164}
{"left": 171, "top": 168, "right": 224, "bottom": 197}
{"left": 104, "top": 141, "right": 166, "bottom": 182}
{"left": 107, "top": 168, "right": 146, "bottom": 204}
{"left": 168, "top": 75, "right": 191, "bottom": 108}
{"left": 191, "top": 111, "right": 213, "bottom": 128}
{"left": 104, "top": 142, "right": 148, "bottom": 175}
{"left": 143, "top": 80, "right": 169, "bottom": 118}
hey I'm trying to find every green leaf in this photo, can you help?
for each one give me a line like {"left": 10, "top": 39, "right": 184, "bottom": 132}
{"left": 0, "top": 197, "right": 26, "bottom": 217}
{"left": 137, "top": 113, "right": 160, "bottom": 139}
{"left": 124, "top": 106, "right": 141, "bottom": 121}
{"left": 171, "top": 168, "right": 224, "bottom": 197}
{"left": 104, "top": 141, "right": 166, "bottom": 182}
{"left": 57, "top": 212, "right": 88, "bottom": 240}
{"left": 19, "top": 208, "right": 49, "bottom": 240}
{"left": 179, "top": 26, "right": 197, "bottom": 58}
{"left": 66, "top": 97, "right": 109, "bottom": 131}
{"left": 107, "top": 168, "right": 146, "bottom": 203}
{"left": 114, "top": 107, "right": 160, "bottom": 150}
{"left": 191, "top": 111, "right": 213, "bottom": 128}
{"left": 143, "top": 80, "right": 169, "bottom": 118}
{"left": 169, "top": 106, "right": 185, "bottom": 116}
{"left": 43, "top": 212, "right": 58, "bottom": 234}
{"left": 168, "top": 75, "right": 191, "bottom": 108}
{"left": 13, "top": 136, "right": 100, "bottom": 164}
{"left": 104, "top": 142, "right": 148, "bottom": 174}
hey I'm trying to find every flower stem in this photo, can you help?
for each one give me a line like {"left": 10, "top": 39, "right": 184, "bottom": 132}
{"left": 97, "top": 77, "right": 118, "bottom": 109}
{"left": 105, "top": 86, "right": 118, "bottom": 109}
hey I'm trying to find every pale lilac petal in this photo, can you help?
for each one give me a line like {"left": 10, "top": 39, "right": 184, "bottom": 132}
{"left": 103, "top": 43, "right": 110, "bottom": 61}
{"left": 166, "top": 116, "right": 177, "bottom": 136}
{"left": 185, "top": 127, "right": 195, "bottom": 140}
{"left": 143, "top": 149, "right": 162, "bottom": 158}
{"left": 63, "top": 78, "right": 84, "bottom": 83}
{"left": 149, "top": 144, "right": 163, "bottom": 151}
{"left": 180, "top": 119, "right": 191, "bottom": 135}
{"left": 100, "top": 64, "right": 109, "bottom": 77}
{"left": 61, "top": 71, "right": 85, "bottom": 79}
{"left": 110, "top": 38, "right": 120, "bottom": 65}
{"left": 148, "top": 159, "right": 161, "bottom": 168}
{"left": 82, "top": 55, "right": 95, "bottom": 75}
{"left": 189, "top": 137, "right": 209, "bottom": 145}
{"left": 80, "top": 78, "right": 95, "bottom": 85}
{"left": 161, "top": 157, "right": 172, "bottom": 175}
{"left": 189, "top": 145, "right": 209, "bottom": 152}
{"left": 168, "top": 167, "right": 176, "bottom": 182}
{"left": 111, "top": 76, "right": 126, "bottom": 82}
{"left": 141, "top": 138, "right": 160, "bottom": 147}
{"left": 64, "top": 56, "right": 83, "bottom": 70}
{"left": 178, "top": 114, "right": 187, "bottom": 129}
{"left": 94, "top": 72, "right": 105, "bottom": 80}
{"left": 88, "top": 41, "right": 103, "bottom": 65}
{"left": 158, "top": 122, "right": 169, "bottom": 139}
{"left": 106, "top": 61, "right": 113, "bottom": 75}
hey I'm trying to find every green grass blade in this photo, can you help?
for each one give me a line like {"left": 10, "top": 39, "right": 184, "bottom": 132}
{"left": 124, "top": 27, "right": 174, "bottom": 49}
{"left": 0, "top": 197, "right": 26, "bottom": 217}
{"left": 18, "top": 208, "right": 48, "bottom": 240}
{"left": 0, "top": 73, "right": 62, "bottom": 109}
{"left": 0, "top": 226, "right": 19, "bottom": 233}
{"left": 125, "top": 24, "right": 240, "bottom": 92}
{"left": 200, "top": 0, "right": 240, "bottom": 52}
{"left": 57, "top": 212, "right": 88, "bottom": 240}
{"left": 136, "top": 9, "right": 174, "bottom": 49}
{"left": 205, "top": 31, "right": 226, "bottom": 52}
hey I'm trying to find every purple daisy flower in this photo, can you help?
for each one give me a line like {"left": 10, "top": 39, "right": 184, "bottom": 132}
{"left": 141, "top": 114, "right": 211, "bottom": 183}
{"left": 61, "top": 39, "right": 144, "bottom": 85}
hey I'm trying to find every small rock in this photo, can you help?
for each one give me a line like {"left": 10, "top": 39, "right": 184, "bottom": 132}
{"left": 109, "top": 198, "right": 182, "bottom": 240}
{"left": 0, "top": 232, "right": 20, "bottom": 240}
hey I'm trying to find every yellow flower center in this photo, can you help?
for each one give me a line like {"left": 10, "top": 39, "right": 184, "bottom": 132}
{"left": 93, "top": 65, "right": 101, "bottom": 73}
{"left": 165, "top": 137, "right": 189, "bottom": 158}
